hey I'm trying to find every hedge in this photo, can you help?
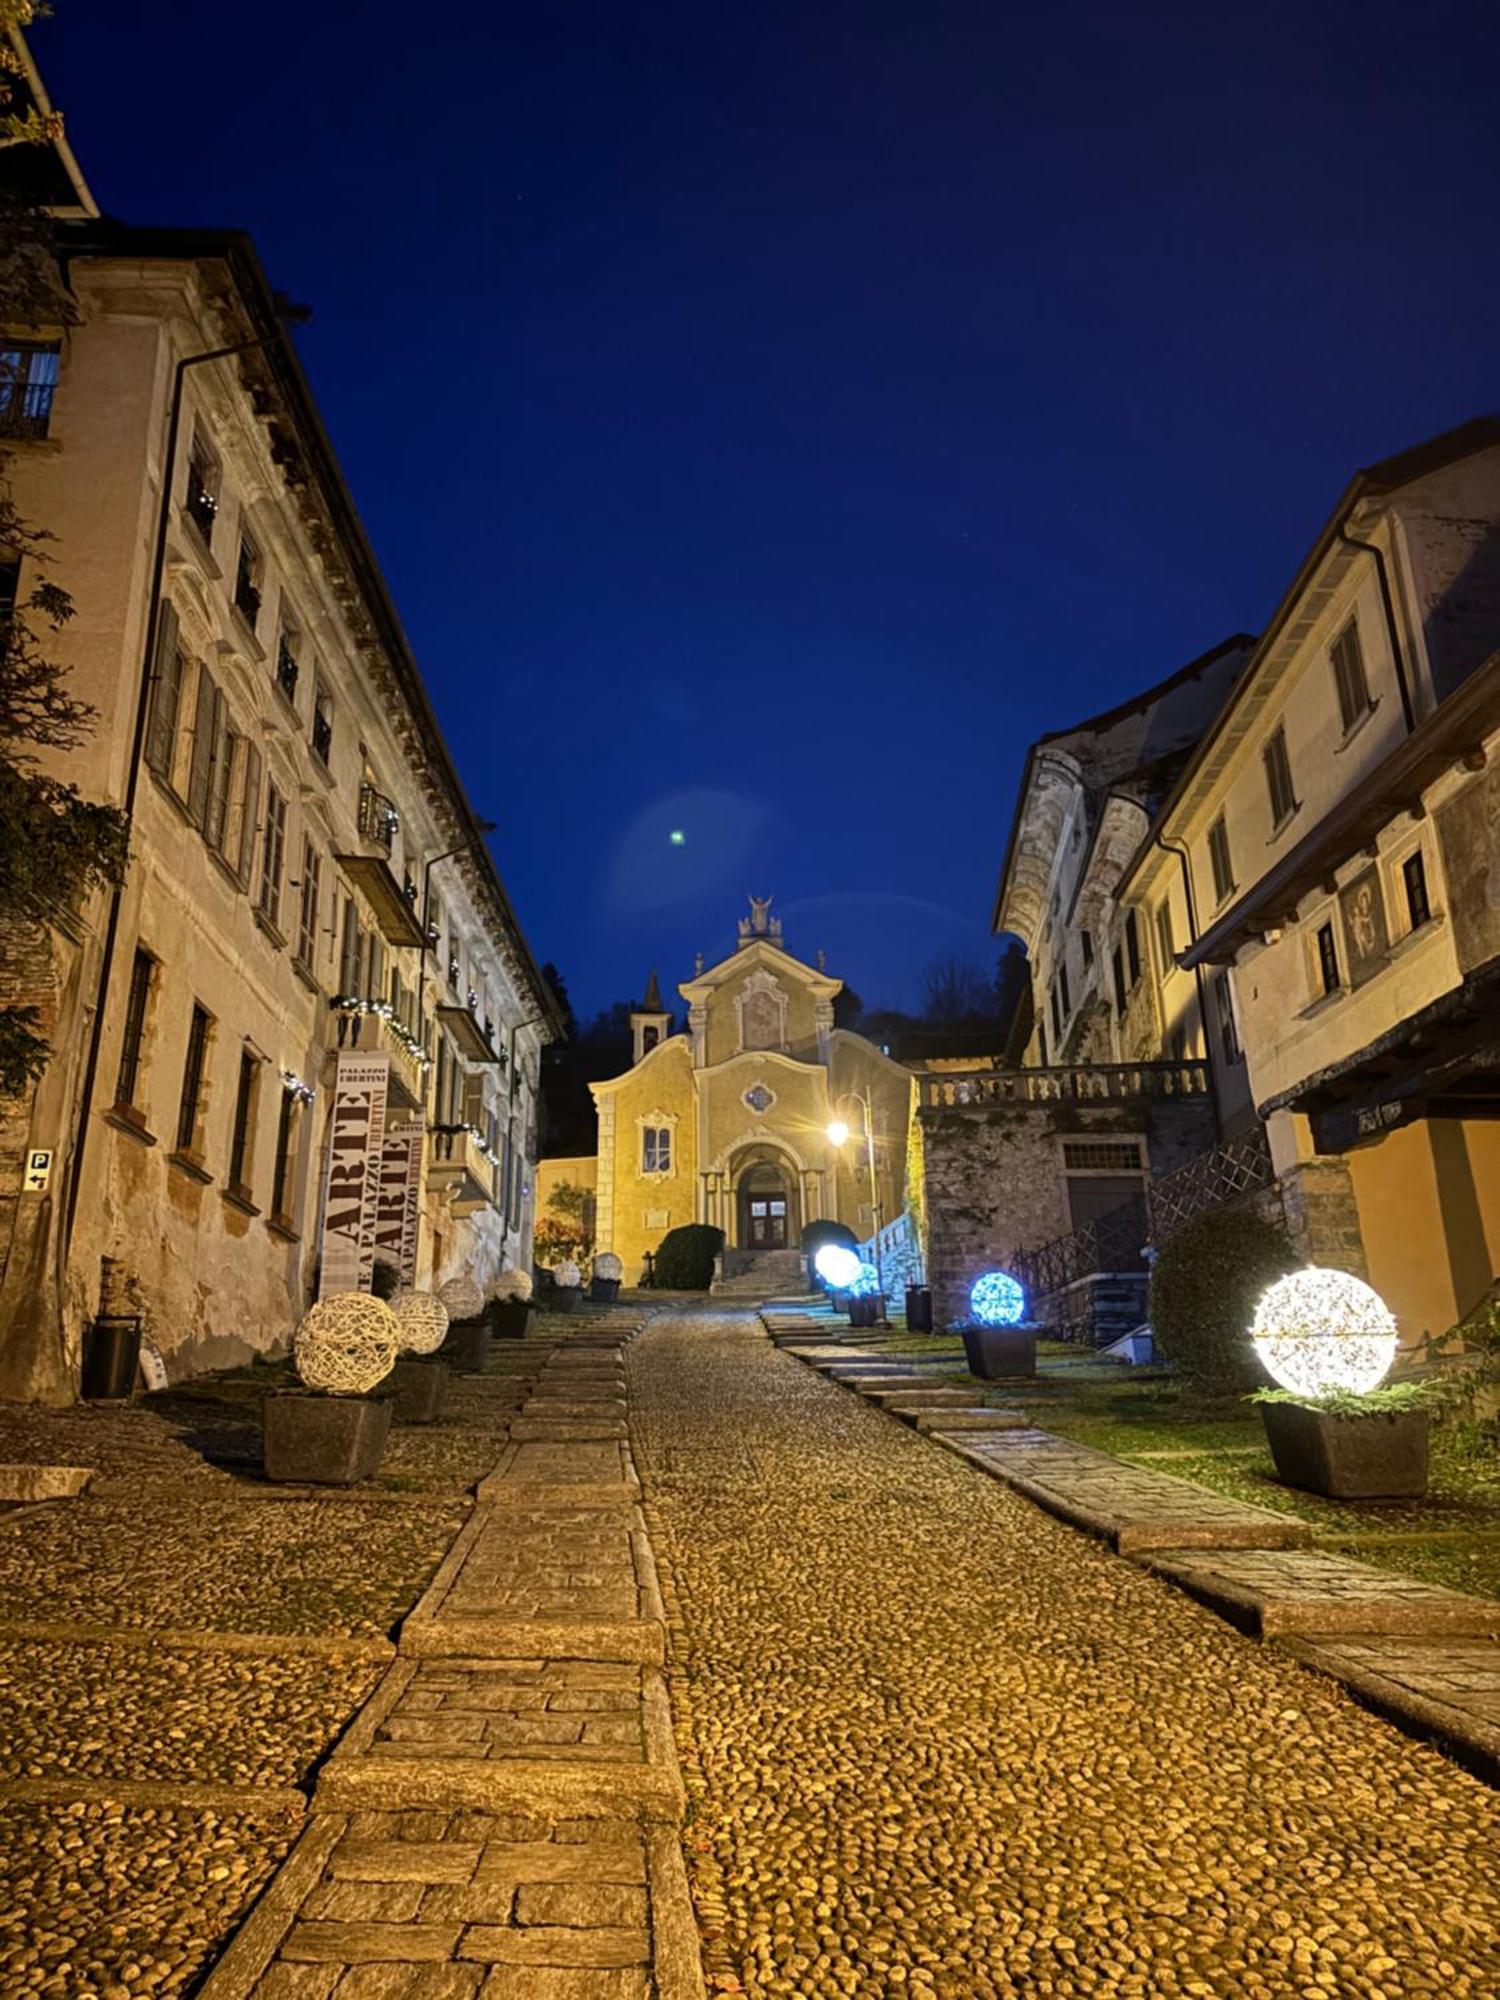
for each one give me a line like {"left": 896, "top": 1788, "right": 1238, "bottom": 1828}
{"left": 1150, "top": 1206, "right": 1299, "bottom": 1391}
{"left": 653, "top": 1222, "right": 726, "bottom": 1291}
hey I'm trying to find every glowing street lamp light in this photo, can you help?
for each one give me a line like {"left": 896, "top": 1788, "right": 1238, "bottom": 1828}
{"left": 825, "top": 1118, "right": 850, "bottom": 1147}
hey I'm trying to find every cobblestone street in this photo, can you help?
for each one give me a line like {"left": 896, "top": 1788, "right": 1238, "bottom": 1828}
{"left": 632, "top": 1308, "right": 1500, "bottom": 2000}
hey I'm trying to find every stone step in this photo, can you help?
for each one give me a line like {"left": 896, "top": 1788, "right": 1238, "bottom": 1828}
{"left": 1141, "top": 1547, "right": 1500, "bottom": 1640}
{"left": 508, "top": 1419, "right": 630, "bottom": 1444}
{"left": 938, "top": 1430, "right": 1313, "bottom": 1554}
{"left": 914, "top": 1408, "right": 1027, "bottom": 1434}
{"left": 1281, "top": 1634, "right": 1500, "bottom": 1783}
{"left": 861, "top": 1387, "right": 976, "bottom": 1408}
{"left": 520, "top": 1399, "right": 627, "bottom": 1420}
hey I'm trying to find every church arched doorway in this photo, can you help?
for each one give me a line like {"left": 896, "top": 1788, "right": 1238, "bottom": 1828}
{"left": 735, "top": 1157, "right": 798, "bottom": 1250}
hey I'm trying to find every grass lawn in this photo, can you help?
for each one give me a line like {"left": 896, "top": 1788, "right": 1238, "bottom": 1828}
{"left": 857, "top": 1329, "right": 1500, "bottom": 1599}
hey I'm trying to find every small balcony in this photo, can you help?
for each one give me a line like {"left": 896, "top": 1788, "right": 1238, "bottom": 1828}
{"left": 428, "top": 1123, "right": 497, "bottom": 1213}
{"left": 276, "top": 637, "right": 300, "bottom": 705}
{"left": 357, "top": 782, "right": 399, "bottom": 855}
{"left": 918, "top": 1059, "right": 1210, "bottom": 1111}
{"left": 438, "top": 1000, "right": 503, "bottom": 1065}
{"left": 185, "top": 479, "right": 219, "bottom": 547}
{"left": 326, "top": 998, "right": 428, "bottom": 1109}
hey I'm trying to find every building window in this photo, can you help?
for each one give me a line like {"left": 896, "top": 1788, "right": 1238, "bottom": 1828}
{"left": 276, "top": 623, "right": 301, "bottom": 704}
{"left": 1213, "top": 970, "right": 1240, "bottom": 1062}
{"left": 1155, "top": 900, "right": 1175, "bottom": 979}
{"left": 176, "top": 1003, "right": 213, "bottom": 1157}
{"left": 227, "top": 1049, "right": 259, "bottom": 1198}
{"left": 1058, "top": 960, "right": 1071, "bottom": 1018}
{"left": 114, "top": 948, "right": 155, "bottom": 1113}
{"left": 144, "top": 603, "right": 186, "bottom": 783}
{"left": 234, "top": 533, "right": 262, "bottom": 630}
{"left": 258, "top": 782, "right": 287, "bottom": 932}
{"left": 1264, "top": 725, "right": 1298, "bottom": 828}
{"left": 0, "top": 340, "right": 60, "bottom": 440}
{"left": 185, "top": 665, "right": 226, "bottom": 832}
{"left": 235, "top": 744, "right": 262, "bottom": 886}
{"left": 1331, "top": 620, "right": 1372, "bottom": 734}
{"left": 339, "top": 896, "right": 361, "bottom": 996}
{"left": 297, "top": 842, "right": 322, "bottom": 971}
{"left": 1124, "top": 909, "right": 1141, "bottom": 988}
{"left": 1049, "top": 984, "right": 1062, "bottom": 1041}
{"left": 641, "top": 1023, "right": 659, "bottom": 1053}
{"left": 1111, "top": 944, "right": 1126, "bottom": 1018}
{"left": 1080, "top": 930, "right": 1094, "bottom": 968}
{"left": 641, "top": 1125, "right": 672, "bottom": 1174}
{"left": 1316, "top": 921, "right": 1341, "bottom": 997}
{"left": 204, "top": 714, "right": 239, "bottom": 857}
{"left": 1402, "top": 849, "right": 1431, "bottom": 932}
{"left": 270, "top": 1088, "right": 300, "bottom": 1225}
{"left": 311, "top": 681, "right": 334, "bottom": 765}
{"left": 185, "top": 430, "right": 219, "bottom": 545}
{"left": 1208, "top": 815, "right": 1235, "bottom": 904}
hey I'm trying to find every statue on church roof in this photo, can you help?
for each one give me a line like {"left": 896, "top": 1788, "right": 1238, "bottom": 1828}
{"left": 738, "top": 894, "right": 782, "bottom": 945}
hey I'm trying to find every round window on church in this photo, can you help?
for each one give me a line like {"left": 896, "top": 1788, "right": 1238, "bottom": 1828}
{"left": 743, "top": 1083, "right": 776, "bottom": 1114}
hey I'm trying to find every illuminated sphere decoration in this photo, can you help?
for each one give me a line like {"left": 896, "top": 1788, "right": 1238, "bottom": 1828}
{"left": 390, "top": 1289, "right": 450, "bottom": 1356}
{"left": 491, "top": 1268, "right": 533, "bottom": 1304}
{"left": 294, "top": 1294, "right": 399, "bottom": 1395}
{"left": 970, "top": 1270, "right": 1026, "bottom": 1327}
{"left": 554, "top": 1259, "right": 582, "bottom": 1289}
{"left": 814, "top": 1243, "right": 863, "bottom": 1291}
{"left": 594, "top": 1252, "right": 624, "bottom": 1281}
{"left": 1251, "top": 1267, "right": 1398, "bottom": 1400}
{"left": 438, "top": 1275, "right": 484, "bottom": 1323}
{"left": 848, "top": 1260, "right": 881, "bottom": 1299}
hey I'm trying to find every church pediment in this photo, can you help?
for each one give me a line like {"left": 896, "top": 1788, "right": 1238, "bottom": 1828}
{"left": 678, "top": 933, "right": 841, "bottom": 1003}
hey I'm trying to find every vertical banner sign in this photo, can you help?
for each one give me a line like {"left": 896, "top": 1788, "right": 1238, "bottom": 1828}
{"left": 375, "top": 1116, "right": 425, "bottom": 1286}
{"left": 319, "top": 1054, "right": 390, "bottom": 1297}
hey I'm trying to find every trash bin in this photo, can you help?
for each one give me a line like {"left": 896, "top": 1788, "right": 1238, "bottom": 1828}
{"left": 81, "top": 1313, "right": 142, "bottom": 1401}
{"left": 905, "top": 1286, "right": 933, "bottom": 1332}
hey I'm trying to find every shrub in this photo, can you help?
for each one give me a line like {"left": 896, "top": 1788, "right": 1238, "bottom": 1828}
{"left": 653, "top": 1223, "right": 725, "bottom": 1291}
{"left": 1150, "top": 1207, "right": 1299, "bottom": 1391}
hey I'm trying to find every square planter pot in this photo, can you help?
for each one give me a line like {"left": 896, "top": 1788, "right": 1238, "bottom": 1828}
{"left": 961, "top": 1323, "right": 1038, "bottom": 1380}
{"left": 1260, "top": 1400, "right": 1429, "bottom": 1499}
{"left": 590, "top": 1276, "right": 621, "bottom": 1303}
{"left": 553, "top": 1285, "right": 583, "bottom": 1315}
{"left": 391, "top": 1356, "right": 450, "bottom": 1425}
{"left": 445, "top": 1321, "right": 492, "bottom": 1373}
{"left": 488, "top": 1300, "right": 533, "bottom": 1340}
{"left": 263, "top": 1392, "right": 392, "bottom": 1485}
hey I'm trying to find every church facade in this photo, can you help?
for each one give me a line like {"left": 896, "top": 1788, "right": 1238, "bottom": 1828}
{"left": 590, "top": 902, "right": 913, "bottom": 1282}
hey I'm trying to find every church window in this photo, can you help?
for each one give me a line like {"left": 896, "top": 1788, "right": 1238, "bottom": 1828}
{"left": 642, "top": 1125, "right": 672, "bottom": 1174}
{"left": 743, "top": 1083, "right": 775, "bottom": 1114}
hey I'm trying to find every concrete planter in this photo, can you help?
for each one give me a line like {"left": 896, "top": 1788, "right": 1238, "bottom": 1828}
{"left": 263, "top": 1392, "right": 392, "bottom": 1485}
{"left": 553, "top": 1285, "right": 583, "bottom": 1315}
{"left": 488, "top": 1301, "right": 533, "bottom": 1340}
{"left": 590, "top": 1276, "right": 621, "bottom": 1303}
{"left": 961, "top": 1323, "right": 1038, "bottom": 1380}
{"left": 1260, "top": 1401, "right": 1429, "bottom": 1499}
{"left": 446, "top": 1321, "right": 491, "bottom": 1373}
{"left": 390, "top": 1356, "right": 450, "bottom": 1425}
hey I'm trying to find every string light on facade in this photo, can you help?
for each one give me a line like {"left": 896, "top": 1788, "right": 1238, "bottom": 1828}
{"left": 330, "top": 996, "right": 432, "bottom": 1071}
{"left": 970, "top": 1270, "right": 1026, "bottom": 1327}
{"left": 1251, "top": 1267, "right": 1398, "bottom": 1399}
{"left": 814, "top": 1243, "right": 863, "bottom": 1290}
{"left": 281, "top": 1071, "right": 315, "bottom": 1104}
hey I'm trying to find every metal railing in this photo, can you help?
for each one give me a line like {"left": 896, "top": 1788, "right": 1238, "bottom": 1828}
{"left": 919, "top": 1059, "right": 1209, "bottom": 1110}
{"left": 1011, "top": 1194, "right": 1149, "bottom": 1306}
{"left": 358, "top": 782, "right": 399, "bottom": 853}
{"left": 0, "top": 376, "right": 55, "bottom": 440}
{"left": 1148, "top": 1129, "right": 1278, "bottom": 1242}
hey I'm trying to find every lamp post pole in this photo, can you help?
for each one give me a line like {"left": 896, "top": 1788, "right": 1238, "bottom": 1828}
{"left": 829, "top": 1087, "right": 884, "bottom": 1313}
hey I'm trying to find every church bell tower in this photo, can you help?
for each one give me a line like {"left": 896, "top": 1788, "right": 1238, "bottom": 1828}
{"left": 631, "top": 970, "right": 672, "bottom": 1064}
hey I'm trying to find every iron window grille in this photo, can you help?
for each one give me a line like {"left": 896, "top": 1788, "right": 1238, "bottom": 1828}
{"left": 0, "top": 342, "right": 60, "bottom": 439}
{"left": 115, "top": 949, "right": 154, "bottom": 1110}
{"left": 176, "top": 1004, "right": 212, "bottom": 1154}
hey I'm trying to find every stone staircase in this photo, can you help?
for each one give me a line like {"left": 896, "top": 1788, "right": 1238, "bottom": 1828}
{"left": 711, "top": 1248, "right": 808, "bottom": 1299}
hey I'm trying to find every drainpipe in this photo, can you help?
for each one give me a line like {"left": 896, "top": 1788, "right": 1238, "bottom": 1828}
{"left": 1337, "top": 525, "right": 1418, "bottom": 735}
{"left": 63, "top": 321, "right": 300, "bottom": 1253}
{"left": 504, "top": 1013, "right": 544, "bottom": 1260}
{"left": 1152, "top": 828, "right": 1224, "bottom": 1137}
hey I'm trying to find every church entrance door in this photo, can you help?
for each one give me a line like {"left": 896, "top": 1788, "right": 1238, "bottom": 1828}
{"left": 737, "top": 1163, "right": 790, "bottom": 1249}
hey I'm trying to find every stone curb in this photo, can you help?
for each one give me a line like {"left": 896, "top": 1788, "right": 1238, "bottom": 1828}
{"left": 195, "top": 1812, "right": 348, "bottom": 2000}
{"left": 0, "top": 1619, "right": 398, "bottom": 1660}
{"left": 0, "top": 1462, "right": 94, "bottom": 1501}
{"left": 648, "top": 1823, "right": 709, "bottom": 2000}
{"left": 1280, "top": 1637, "right": 1500, "bottom": 1786}
{"left": 1140, "top": 1549, "right": 1500, "bottom": 1639}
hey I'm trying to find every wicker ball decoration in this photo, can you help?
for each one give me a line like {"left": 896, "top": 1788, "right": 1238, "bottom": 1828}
{"left": 439, "top": 1274, "right": 484, "bottom": 1323}
{"left": 390, "top": 1289, "right": 450, "bottom": 1356}
{"left": 491, "top": 1268, "right": 533, "bottom": 1304}
{"left": 593, "top": 1252, "right": 623, "bottom": 1282}
{"left": 294, "top": 1293, "right": 399, "bottom": 1394}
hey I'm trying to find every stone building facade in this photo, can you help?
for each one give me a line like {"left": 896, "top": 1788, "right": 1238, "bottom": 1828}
{"left": 0, "top": 177, "right": 557, "bottom": 1396}
{"left": 587, "top": 902, "right": 912, "bottom": 1285}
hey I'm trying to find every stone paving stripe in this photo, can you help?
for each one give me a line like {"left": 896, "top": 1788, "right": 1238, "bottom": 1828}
{"left": 330, "top": 1840, "right": 483, "bottom": 1883}
{"left": 1142, "top": 1546, "right": 1500, "bottom": 1638}
{"left": 0, "top": 1774, "right": 311, "bottom": 1811}
{"left": 469, "top": 1840, "right": 648, "bottom": 1885}
{"left": 935, "top": 1430, "right": 1315, "bottom": 1552}
{"left": 458, "top": 1923, "right": 649, "bottom": 1966}
{"left": 282, "top": 1920, "right": 463, "bottom": 1962}
{"left": 196, "top": 1812, "right": 349, "bottom": 2000}
{"left": 0, "top": 1618, "right": 398, "bottom": 1660}
{"left": 915, "top": 1407, "right": 1028, "bottom": 1432}
{"left": 508, "top": 1419, "right": 630, "bottom": 1443}
{"left": 860, "top": 1386, "right": 977, "bottom": 1407}
{"left": 1282, "top": 1634, "right": 1500, "bottom": 1785}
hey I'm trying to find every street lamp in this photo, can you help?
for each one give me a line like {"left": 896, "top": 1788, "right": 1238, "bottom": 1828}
{"left": 826, "top": 1088, "right": 884, "bottom": 1312}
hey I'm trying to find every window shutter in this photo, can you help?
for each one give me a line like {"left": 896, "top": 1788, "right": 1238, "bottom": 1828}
{"left": 144, "top": 603, "right": 182, "bottom": 778}
{"left": 204, "top": 715, "right": 235, "bottom": 852}
{"left": 236, "top": 742, "right": 262, "bottom": 884}
{"left": 185, "top": 667, "right": 218, "bottom": 827}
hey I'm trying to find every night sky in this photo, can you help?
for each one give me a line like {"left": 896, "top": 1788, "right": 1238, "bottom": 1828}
{"left": 41, "top": 2, "right": 1499, "bottom": 1021}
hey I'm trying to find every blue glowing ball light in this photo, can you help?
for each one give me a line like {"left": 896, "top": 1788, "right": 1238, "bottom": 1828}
{"left": 814, "top": 1243, "right": 863, "bottom": 1291}
{"left": 970, "top": 1270, "right": 1026, "bottom": 1326}
{"left": 849, "top": 1261, "right": 881, "bottom": 1299}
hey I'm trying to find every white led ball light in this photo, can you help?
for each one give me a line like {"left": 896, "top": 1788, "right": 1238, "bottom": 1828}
{"left": 390, "top": 1289, "right": 449, "bottom": 1356}
{"left": 294, "top": 1294, "right": 399, "bottom": 1395}
{"left": 594, "top": 1252, "right": 624, "bottom": 1281}
{"left": 849, "top": 1260, "right": 880, "bottom": 1298}
{"left": 1251, "top": 1267, "right": 1398, "bottom": 1399}
{"left": 970, "top": 1270, "right": 1026, "bottom": 1327}
{"left": 814, "top": 1243, "right": 863, "bottom": 1290}
{"left": 438, "top": 1275, "right": 484, "bottom": 1323}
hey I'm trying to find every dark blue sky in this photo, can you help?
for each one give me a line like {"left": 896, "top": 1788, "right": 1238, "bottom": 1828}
{"left": 43, "top": 2, "right": 1498, "bottom": 1019}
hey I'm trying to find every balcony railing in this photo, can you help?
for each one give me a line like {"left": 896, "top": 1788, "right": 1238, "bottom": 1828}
{"left": 429, "top": 1123, "right": 497, "bottom": 1212}
{"left": 185, "top": 479, "right": 218, "bottom": 545}
{"left": 918, "top": 1060, "right": 1209, "bottom": 1110}
{"left": 0, "top": 375, "right": 55, "bottom": 440}
{"left": 327, "top": 998, "right": 427, "bottom": 1107}
{"left": 358, "top": 782, "right": 399, "bottom": 854}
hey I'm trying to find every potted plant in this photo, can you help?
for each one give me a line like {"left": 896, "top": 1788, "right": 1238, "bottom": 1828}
{"left": 488, "top": 1267, "right": 534, "bottom": 1339}
{"left": 388, "top": 1290, "right": 451, "bottom": 1424}
{"left": 263, "top": 1293, "right": 399, "bottom": 1483}
{"left": 959, "top": 1270, "right": 1037, "bottom": 1380}
{"left": 590, "top": 1251, "right": 624, "bottom": 1303}
{"left": 1249, "top": 1267, "right": 1428, "bottom": 1499}
{"left": 439, "top": 1275, "right": 489, "bottom": 1372}
{"left": 552, "top": 1258, "right": 583, "bottom": 1314}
